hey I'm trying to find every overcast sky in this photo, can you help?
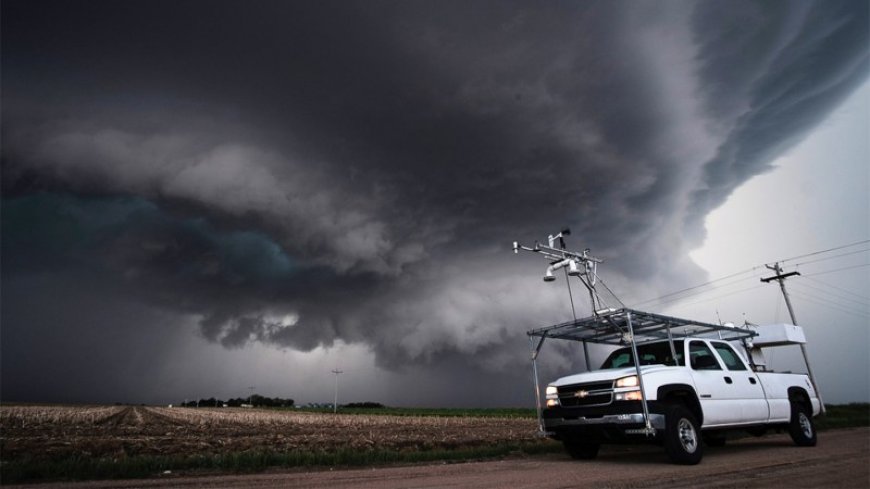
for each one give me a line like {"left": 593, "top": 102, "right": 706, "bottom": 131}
{"left": 2, "top": 0, "right": 868, "bottom": 407}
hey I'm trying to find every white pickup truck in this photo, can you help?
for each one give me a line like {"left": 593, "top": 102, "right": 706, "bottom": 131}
{"left": 528, "top": 309, "right": 821, "bottom": 465}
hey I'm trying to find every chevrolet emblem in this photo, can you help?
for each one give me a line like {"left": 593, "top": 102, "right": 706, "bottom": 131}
{"left": 574, "top": 390, "right": 589, "bottom": 398}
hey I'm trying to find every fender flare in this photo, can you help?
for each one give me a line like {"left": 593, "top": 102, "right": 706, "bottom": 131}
{"left": 657, "top": 384, "right": 703, "bottom": 425}
{"left": 787, "top": 386, "right": 811, "bottom": 407}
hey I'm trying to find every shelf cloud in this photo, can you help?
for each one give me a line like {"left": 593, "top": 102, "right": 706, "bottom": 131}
{"left": 2, "top": 0, "right": 867, "bottom": 403}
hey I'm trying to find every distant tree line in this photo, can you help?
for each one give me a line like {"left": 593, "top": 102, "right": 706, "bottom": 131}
{"left": 178, "top": 394, "right": 294, "bottom": 408}
{"left": 343, "top": 402, "right": 385, "bottom": 409}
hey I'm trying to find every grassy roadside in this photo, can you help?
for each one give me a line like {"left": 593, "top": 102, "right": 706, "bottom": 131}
{"left": 814, "top": 403, "right": 870, "bottom": 430}
{"left": 2, "top": 403, "right": 866, "bottom": 484}
{"left": 0, "top": 442, "right": 562, "bottom": 484}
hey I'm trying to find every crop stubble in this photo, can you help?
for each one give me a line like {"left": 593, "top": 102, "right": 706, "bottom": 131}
{"left": 1, "top": 405, "right": 542, "bottom": 463}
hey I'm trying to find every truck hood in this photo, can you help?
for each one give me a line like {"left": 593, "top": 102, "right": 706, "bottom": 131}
{"left": 551, "top": 365, "right": 670, "bottom": 387}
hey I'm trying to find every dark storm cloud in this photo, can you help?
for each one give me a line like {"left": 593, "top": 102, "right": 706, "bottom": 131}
{"left": 685, "top": 0, "right": 869, "bottom": 239}
{"left": 2, "top": 0, "right": 867, "bottom": 402}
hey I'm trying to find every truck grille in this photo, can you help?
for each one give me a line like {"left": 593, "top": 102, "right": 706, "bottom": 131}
{"left": 557, "top": 381, "right": 613, "bottom": 407}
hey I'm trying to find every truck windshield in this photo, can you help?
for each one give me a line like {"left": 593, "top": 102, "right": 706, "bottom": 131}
{"left": 600, "top": 340, "right": 685, "bottom": 369}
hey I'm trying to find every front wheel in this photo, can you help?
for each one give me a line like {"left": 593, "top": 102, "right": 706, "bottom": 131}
{"left": 663, "top": 404, "right": 703, "bottom": 465}
{"left": 563, "top": 440, "right": 600, "bottom": 460}
{"left": 788, "top": 401, "right": 817, "bottom": 447}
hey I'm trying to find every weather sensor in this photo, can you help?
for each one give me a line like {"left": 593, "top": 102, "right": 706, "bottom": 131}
{"left": 514, "top": 228, "right": 608, "bottom": 313}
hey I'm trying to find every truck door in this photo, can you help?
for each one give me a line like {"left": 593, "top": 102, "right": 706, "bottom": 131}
{"left": 687, "top": 340, "right": 733, "bottom": 426}
{"left": 710, "top": 341, "right": 769, "bottom": 424}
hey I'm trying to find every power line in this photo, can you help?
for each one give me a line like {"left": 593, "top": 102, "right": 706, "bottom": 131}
{"left": 640, "top": 271, "right": 766, "bottom": 308}
{"left": 787, "top": 289, "right": 870, "bottom": 320}
{"left": 792, "top": 248, "right": 870, "bottom": 267}
{"left": 802, "top": 263, "right": 870, "bottom": 277}
{"left": 789, "top": 281, "right": 870, "bottom": 308}
{"left": 792, "top": 290, "right": 870, "bottom": 319}
{"left": 803, "top": 275, "right": 870, "bottom": 303}
{"left": 668, "top": 283, "right": 767, "bottom": 309}
{"left": 780, "top": 239, "right": 870, "bottom": 264}
{"left": 632, "top": 267, "right": 760, "bottom": 307}
{"left": 789, "top": 285, "right": 870, "bottom": 315}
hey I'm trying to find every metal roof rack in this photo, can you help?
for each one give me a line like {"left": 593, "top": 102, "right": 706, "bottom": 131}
{"left": 527, "top": 307, "right": 757, "bottom": 345}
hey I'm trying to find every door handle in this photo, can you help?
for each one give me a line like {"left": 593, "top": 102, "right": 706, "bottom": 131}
{"left": 749, "top": 378, "right": 757, "bottom": 385}
{"left": 724, "top": 377, "right": 733, "bottom": 384}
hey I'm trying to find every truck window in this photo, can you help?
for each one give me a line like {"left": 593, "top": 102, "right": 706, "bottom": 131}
{"left": 608, "top": 352, "right": 632, "bottom": 368}
{"left": 712, "top": 343, "right": 748, "bottom": 371}
{"left": 689, "top": 341, "right": 721, "bottom": 370}
{"left": 600, "top": 341, "right": 685, "bottom": 369}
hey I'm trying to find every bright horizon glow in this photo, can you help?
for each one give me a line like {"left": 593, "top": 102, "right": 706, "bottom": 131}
{"left": 683, "top": 80, "right": 869, "bottom": 403}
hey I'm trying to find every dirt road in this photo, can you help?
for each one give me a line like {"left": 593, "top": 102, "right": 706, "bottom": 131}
{"left": 10, "top": 427, "right": 869, "bottom": 488}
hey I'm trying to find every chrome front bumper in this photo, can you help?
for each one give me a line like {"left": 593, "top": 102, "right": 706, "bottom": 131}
{"left": 544, "top": 412, "right": 665, "bottom": 430}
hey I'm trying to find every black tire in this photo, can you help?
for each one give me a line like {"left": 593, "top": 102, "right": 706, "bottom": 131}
{"left": 663, "top": 404, "right": 703, "bottom": 465}
{"left": 704, "top": 433, "right": 727, "bottom": 447}
{"left": 788, "top": 401, "right": 817, "bottom": 447}
{"left": 563, "top": 440, "right": 600, "bottom": 460}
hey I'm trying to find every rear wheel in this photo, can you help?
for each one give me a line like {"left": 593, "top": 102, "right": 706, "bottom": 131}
{"left": 663, "top": 404, "right": 703, "bottom": 465}
{"left": 563, "top": 440, "right": 600, "bottom": 460}
{"left": 788, "top": 401, "right": 817, "bottom": 447}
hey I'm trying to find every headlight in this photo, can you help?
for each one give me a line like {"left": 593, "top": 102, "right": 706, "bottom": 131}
{"left": 545, "top": 385, "right": 558, "bottom": 399}
{"left": 545, "top": 386, "right": 560, "bottom": 407}
{"left": 614, "top": 390, "right": 644, "bottom": 401}
{"left": 615, "top": 375, "right": 638, "bottom": 388}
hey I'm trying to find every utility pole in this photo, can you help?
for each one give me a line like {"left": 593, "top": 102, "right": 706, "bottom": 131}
{"left": 248, "top": 386, "right": 255, "bottom": 406}
{"left": 331, "top": 369, "right": 343, "bottom": 414}
{"left": 761, "top": 262, "right": 825, "bottom": 414}
{"left": 761, "top": 263, "right": 801, "bottom": 324}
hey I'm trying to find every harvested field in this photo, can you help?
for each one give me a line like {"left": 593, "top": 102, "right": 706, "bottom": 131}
{"left": 0, "top": 405, "right": 545, "bottom": 472}
{"left": 2, "top": 404, "right": 867, "bottom": 484}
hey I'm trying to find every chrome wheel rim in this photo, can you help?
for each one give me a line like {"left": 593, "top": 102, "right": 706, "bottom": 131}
{"left": 799, "top": 412, "right": 813, "bottom": 438}
{"left": 678, "top": 418, "right": 698, "bottom": 453}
